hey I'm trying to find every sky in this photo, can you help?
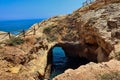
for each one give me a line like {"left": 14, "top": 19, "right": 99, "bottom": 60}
{"left": 0, "top": 0, "right": 86, "bottom": 20}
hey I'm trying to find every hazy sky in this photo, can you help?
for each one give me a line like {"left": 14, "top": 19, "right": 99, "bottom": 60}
{"left": 0, "top": 0, "right": 86, "bottom": 20}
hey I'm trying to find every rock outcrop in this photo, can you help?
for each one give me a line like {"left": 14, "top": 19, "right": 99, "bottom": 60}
{"left": 53, "top": 59, "right": 120, "bottom": 80}
{"left": 0, "top": 36, "right": 49, "bottom": 80}
{"left": 30, "top": 1, "right": 120, "bottom": 62}
{"left": 0, "top": 0, "right": 120, "bottom": 80}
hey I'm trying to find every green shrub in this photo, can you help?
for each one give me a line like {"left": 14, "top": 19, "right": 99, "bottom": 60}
{"left": 47, "top": 36, "right": 57, "bottom": 42}
{"left": 99, "top": 71, "right": 120, "bottom": 80}
{"left": 115, "top": 52, "right": 120, "bottom": 60}
{"left": 0, "top": 42, "right": 4, "bottom": 49}
{"left": 5, "top": 37, "right": 24, "bottom": 46}
{"left": 43, "top": 27, "right": 53, "bottom": 34}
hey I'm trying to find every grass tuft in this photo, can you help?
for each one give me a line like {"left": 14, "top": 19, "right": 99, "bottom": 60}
{"left": 5, "top": 36, "right": 25, "bottom": 46}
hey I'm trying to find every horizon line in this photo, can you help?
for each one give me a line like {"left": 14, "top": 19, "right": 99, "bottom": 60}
{"left": 0, "top": 18, "right": 48, "bottom": 21}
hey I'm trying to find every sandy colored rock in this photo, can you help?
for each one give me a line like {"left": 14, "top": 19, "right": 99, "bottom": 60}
{"left": 9, "top": 65, "right": 22, "bottom": 73}
{"left": 53, "top": 59, "right": 120, "bottom": 80}
{"left": 0, "top": 0, "right": 120, "bottom": 80}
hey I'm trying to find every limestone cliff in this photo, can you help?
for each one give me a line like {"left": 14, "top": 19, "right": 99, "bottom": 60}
{"left": 30, "top": 0, "right": 120, "bottom": 62}
{"left": 0, "top": 0, "right": 120, "bottom": 80}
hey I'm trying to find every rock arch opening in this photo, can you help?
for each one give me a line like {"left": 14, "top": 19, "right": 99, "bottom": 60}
{"left": 46, "top": 43, "right": 93, "bottom": 79}
{"left": 50, "top": 47, "right": 67, "bottom": 79}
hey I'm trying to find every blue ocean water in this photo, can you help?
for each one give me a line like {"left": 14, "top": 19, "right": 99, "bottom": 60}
{"left": 0, "top": 19, "right": 44, "bottom": 34}
{"left": 50, "top": 47, "right": 67, "bottom": 79}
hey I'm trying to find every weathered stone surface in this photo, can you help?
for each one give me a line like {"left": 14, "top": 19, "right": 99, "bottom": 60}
{"left": 107, "top": 20, "right": 118, "bottom": 29}
{"left": 111, "top": 29, "right": 120, "bottom": 39}
{"left": 0, "top": 0, "right": 120, "bottom": 80}
{"left": 0, "top": 36, "right": 49, "bottom": 80}
{"left": 22, "top": 1, "right": 120, "bottom": 79}
{"left": 53, "top": 59, "right": 120, "bottom": 80}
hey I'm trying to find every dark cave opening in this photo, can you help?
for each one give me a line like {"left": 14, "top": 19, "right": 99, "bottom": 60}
{"left": 49, "top": 46, "right": 90, "bottom": 79}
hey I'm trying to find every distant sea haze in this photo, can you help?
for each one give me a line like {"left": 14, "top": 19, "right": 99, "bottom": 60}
{"left": 0, "top": 19, "right": 44, "bottom": 34}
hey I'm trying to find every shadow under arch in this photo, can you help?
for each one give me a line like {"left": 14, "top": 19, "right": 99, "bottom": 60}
{"left": 45, "top": 42, "right": 94, "bottom": 79}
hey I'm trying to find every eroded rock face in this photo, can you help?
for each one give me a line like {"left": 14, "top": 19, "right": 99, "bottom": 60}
{"left": 53, "top": 59, "right": 120, "bottom": 80}
{"left": 53, "top": 42, "right": 98, "bottom": 62}
{"left": 41, "top": 2, "right": 120, "bottom": 79}
{"left": 34, "top": 2, "right": 120, "bottom": 63}
{"left": 0, "top": 36, "right": 50, "bottom": 80}
{"left": 0, "top": 0, "right": 120, "bottom": 80}
{"left": 27, "top": 1, "right": 120, "bottom": 79}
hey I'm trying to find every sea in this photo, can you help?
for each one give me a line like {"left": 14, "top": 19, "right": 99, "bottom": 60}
{"left": 0, "top": 19, "right": 44, "bottom": 34}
